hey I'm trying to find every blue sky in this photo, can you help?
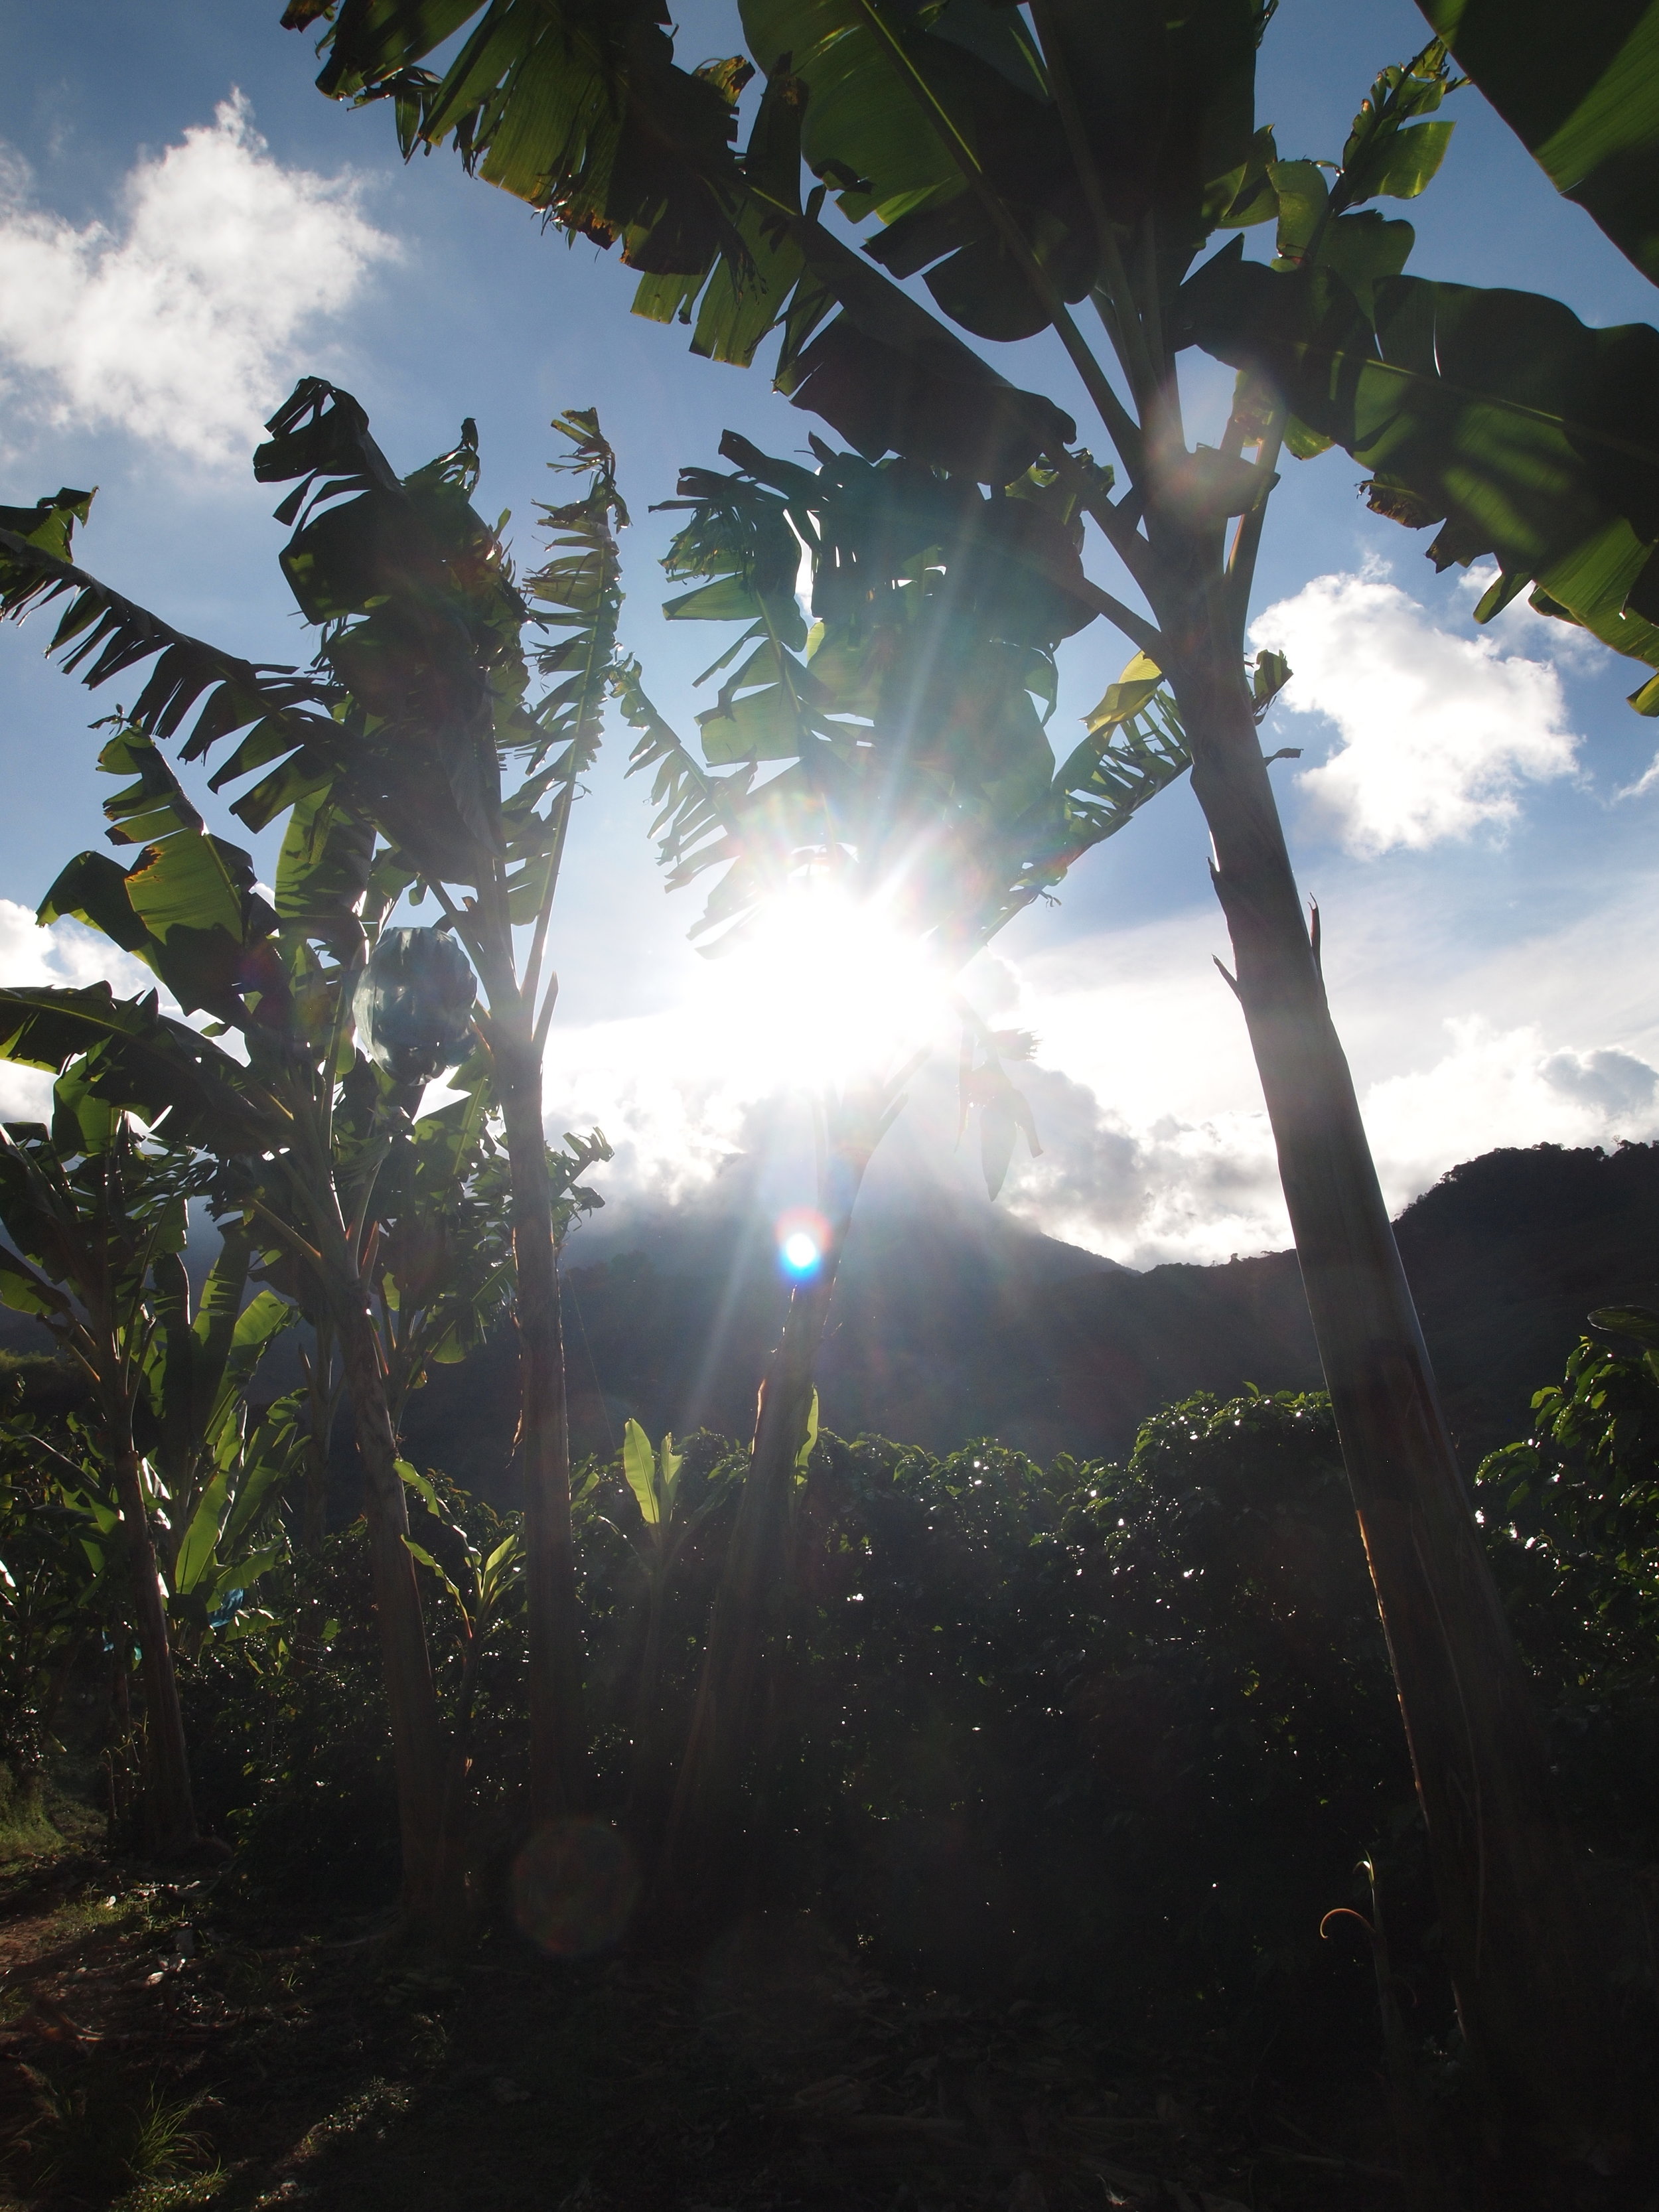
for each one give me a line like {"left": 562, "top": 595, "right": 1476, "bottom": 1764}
{"left": 1, "top": 0, "right": 1656, "bottom": 1264}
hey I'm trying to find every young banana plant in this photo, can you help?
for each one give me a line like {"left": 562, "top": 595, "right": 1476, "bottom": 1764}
{"left": 617, "top": 1425, "right": 733, "bottom": 1723}
{"left": 0, "top": 1437, "right": 109, "bottom": 1806}
{"left": 145, "top": 1222, "right": 303, "bottom": 1607}
{"left": 161, "top": 1341, "right": 308, "bottom": 1654}
{"left": 399, "top": 1469, "right": 525, "bottom": 1876}
{"left": 0, "top": 1073, "right": 210, "bottom": 1854}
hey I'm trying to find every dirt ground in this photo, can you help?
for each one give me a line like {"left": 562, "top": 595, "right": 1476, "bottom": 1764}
{"left": 0, "top": 1833, "right": 1463, "bottom": 2212}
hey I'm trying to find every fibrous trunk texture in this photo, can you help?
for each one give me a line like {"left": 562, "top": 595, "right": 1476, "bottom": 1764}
{"left": 1172, "top": 634, "right": 1603, "bottom": 2130}
{"left": 494, "top": 1014, "right": 585, "bottom": 1825}
{"left": 661, "top": 1143, "right": 867, "bottom": 1921}
{"left": 331, "top": 1281, "right": 453, "bottom": 1927}
{"left": 110, "top": 1436, "right": 197, "bottom": 1858}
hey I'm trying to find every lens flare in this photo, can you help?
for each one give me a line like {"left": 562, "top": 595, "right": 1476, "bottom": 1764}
{"left": 511, "top": 1818, "right": 637, "bottom": 1958}
{"left": 776, "top": 1208, "right": 829, "bottom": 1280}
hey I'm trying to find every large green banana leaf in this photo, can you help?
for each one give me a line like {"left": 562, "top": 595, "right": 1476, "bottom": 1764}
{"left": 40, "top": 730, "right": 287, "bottom": 1020}
{"left": 1177, "top": 233, "right": 1659, "bottom": 707}
{"left": 1417, "top": 1, "right": 1659, "bottom": 284}
{"left": 0, "top": 986, "right": 281, "bottom": 1156}
{"left": 146, "top": 1222, "right": 257, "bottom": 1492}
{"left": 289, "top": 1, "right": 1659, "bottom": 707}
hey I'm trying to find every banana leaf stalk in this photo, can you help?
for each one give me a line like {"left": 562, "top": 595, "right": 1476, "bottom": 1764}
{"left": 658, "top": 1068, "right": 911, "bottom": 1913}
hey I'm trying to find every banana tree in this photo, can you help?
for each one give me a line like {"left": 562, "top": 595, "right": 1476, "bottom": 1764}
{"left": 0, "top": 1071, "right": 206, "bottom": 1854}
{"left": 234, "top": 381, "right": 623, "bottom": 1820}
{"left": 619, "top": 433, "right": 1190, "bottom": 1901}
{"left": 281, "top": 0, "right": 1659, "bottom": 2116}
{"left": 0, "top": 385, "right": 620, "bottom": 1835}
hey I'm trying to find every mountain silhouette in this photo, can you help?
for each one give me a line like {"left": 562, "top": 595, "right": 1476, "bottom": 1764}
{"left": 6, "top": 1136, "right": 1650, "bottom": 1494}
{"left": 396, "top": 1138, "right": 1659, "bottom": 1492}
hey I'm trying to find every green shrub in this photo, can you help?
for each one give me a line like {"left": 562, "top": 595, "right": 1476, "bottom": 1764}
{"left": 753, "top": 1394, "right": 1427, "bottom": 2065}
{"left": 174, "top": 1369, "right": 1659, "bottom": 2061}
{"left": 1477, "top": 1335, "right": 1659, "bottom": 1857}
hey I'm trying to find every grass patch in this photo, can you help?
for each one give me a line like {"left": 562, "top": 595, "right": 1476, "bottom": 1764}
{"left": 0, "top": 1773, "right": 63, "bottom": 1864}
{"left": 12, "top": 2067, "right": 214, "bottom": 2198}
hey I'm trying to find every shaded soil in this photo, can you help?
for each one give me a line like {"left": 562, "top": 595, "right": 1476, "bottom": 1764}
{"left": 0, "top": 1839, "right": 1431, "bottom": 2212}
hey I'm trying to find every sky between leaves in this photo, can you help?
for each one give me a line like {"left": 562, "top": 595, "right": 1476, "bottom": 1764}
{"left": 0, "top": 0, "right": 1657, "bottom": 1268}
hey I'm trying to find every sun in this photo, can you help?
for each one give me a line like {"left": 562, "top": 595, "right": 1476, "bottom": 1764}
{"left": 706, "top": 883, "right": 950, "bottom": 1093}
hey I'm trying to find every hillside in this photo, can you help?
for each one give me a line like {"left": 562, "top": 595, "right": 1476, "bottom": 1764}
{"left": 398, "top": 1140, "right": 1659, "bottom": 1490}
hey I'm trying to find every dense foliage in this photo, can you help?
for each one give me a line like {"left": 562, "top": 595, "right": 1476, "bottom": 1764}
{"left": 1476, "top": 1330, "right": 1659, "bottom": 1863}
{"left": 126, "top": 1377, "right": 1650, "bottom": 2078}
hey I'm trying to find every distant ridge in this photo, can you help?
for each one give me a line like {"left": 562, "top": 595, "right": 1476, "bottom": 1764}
{"left": 398, "top": 1140, "right": 1659, "bottom": 1493}
{"left": 5, "top": 1140, "right": 1648, "bottom": 1494}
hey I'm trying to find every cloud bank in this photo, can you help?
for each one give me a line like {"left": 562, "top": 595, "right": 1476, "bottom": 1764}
{"left": 0, "top": 94, "right": 396, "bottom": 461}
{"left": 532, "top": 1003, "right": 1659, "bottom": 1273}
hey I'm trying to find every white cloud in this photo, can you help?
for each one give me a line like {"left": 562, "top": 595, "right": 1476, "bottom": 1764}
{"left": 1251, "top": 571, "right": 1579, "bottom": 855}
{"left": 543, "top": 1012, "right": 766, "bottom": 1206}
{"left": 1447, "top": 567, "right": 1659, "bottom": 808}
{"left": 1617, "top": 750, "right": 1659, "bottom": 802}
{"left": 0, "top": 94, "right": 396, "bottom": 461}
{"left": 541, "top": 982, "right": 1659, "bottom": 1271}
{"left": 993, "top": 1068, "right": 1283, "bottom": 1268}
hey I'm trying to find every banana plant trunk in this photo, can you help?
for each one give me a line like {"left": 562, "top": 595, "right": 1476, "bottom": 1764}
{"left": 326, "top": 1258, "right": 453, "bottom": 1926}
{"left": 1167, "top": 620, "right": 1604, "bottom": 2126}
{"left": 108, "top": 1420, "right": 197, "bottom": 1858}
{"left": 301, "top": 1314, "right": 338, "bottom": 1550}
{"left": 660, "top": 1140, "right": 868, "bottom": 1919}
{"left": 490, "top": 1002, "right": 585, "bottom": 1825}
